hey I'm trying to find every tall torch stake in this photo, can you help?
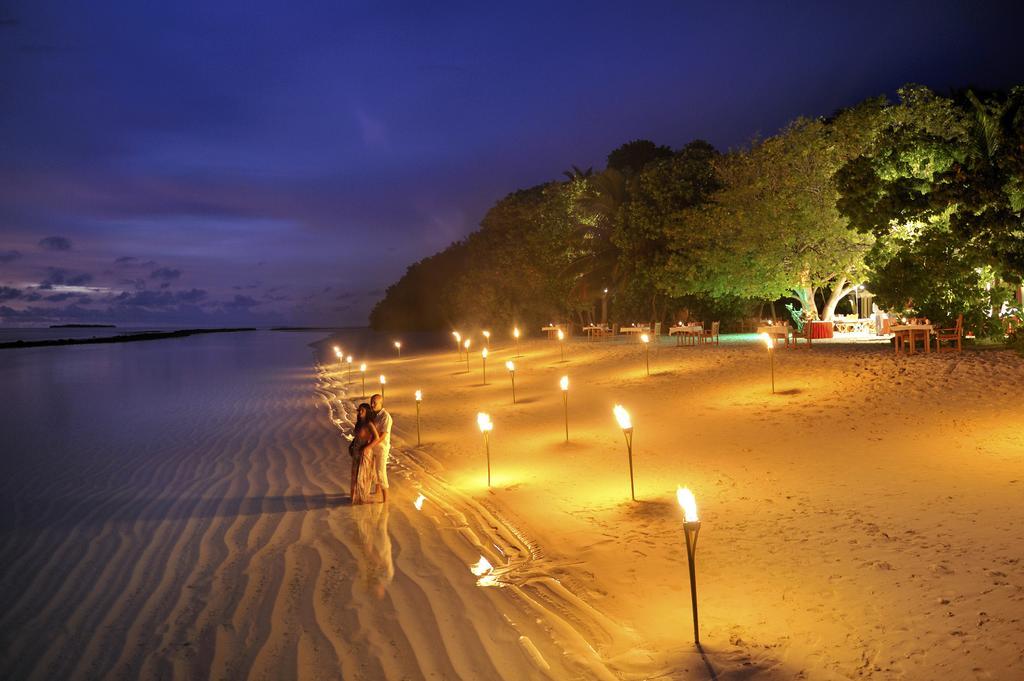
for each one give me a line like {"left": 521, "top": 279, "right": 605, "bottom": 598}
{"left": 505, "top": 360, "right": 516, "bottom": 404}
{"left": 641, "top": 333, "right": 651, "bottom": 376}
{"left": 414, "top": 390, "right": 422, "bottom": 446}
{"left": 481, "top": 347, "right": 488, "bottom": 385}
{"left": 560, "top": 375, "right": 569, "bottom": 442}
{"left": 477, "top": 412, "right": 493, "bottom": 487}
{"left": 613, "top": 405, "right": 636, "bottom": 501}
{"left": 677, "top": 486, "right": 702, "bottom": 645}
{"left": 760, "top": 333, "right": 775, "bottom": 394}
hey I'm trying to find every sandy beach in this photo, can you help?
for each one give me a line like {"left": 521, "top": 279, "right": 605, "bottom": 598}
{"left": 2, "top": 331, "right": 1022, "bottom": 680}
{"left": 358, "top": 334, "right": 1024, "bottom": 680}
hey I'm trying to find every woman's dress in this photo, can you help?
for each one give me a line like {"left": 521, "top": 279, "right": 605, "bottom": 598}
{"left": 350, "top": 427, "right": 375, "bottom": 504}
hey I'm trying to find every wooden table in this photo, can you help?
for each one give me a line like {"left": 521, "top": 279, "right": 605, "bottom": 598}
{"left": 890, "top": 324, "right": 933, "bottom": 354}
{"left": 619, "top": 326, "right": 650, "bottom": 340}
{"left": 669, "top": 324, "right": 703, "bottom": 345}
{"left": 582, "top": 325, "right": 611, "bottom": 340}
{"left": 541, "top": 325, "right": 564, "bottom": 339}
{"left": 756, "top": 325, "right": 792, "bottom": 348}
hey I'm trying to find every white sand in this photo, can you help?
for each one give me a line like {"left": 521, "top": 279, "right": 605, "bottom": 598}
{"left": 370, "top": 335, "right": 1024, "bottom": 680}
{"left": 3, "top": 334, "right": 1021, "bottom": 680}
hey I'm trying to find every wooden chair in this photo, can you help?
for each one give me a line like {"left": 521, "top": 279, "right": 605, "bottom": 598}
{"left": 792, "top": 322, "right": 813, "bottom": 349}
{"left": 700, "top": 321, "right": 720, "bottom": 346}
{"left": 653, "top": 321, "right": 662, "bottom": 337}
{"left": 934, "top": 314, "right": 963, "bottom": 353}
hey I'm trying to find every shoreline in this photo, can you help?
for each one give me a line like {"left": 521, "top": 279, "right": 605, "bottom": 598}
{"left": 0, "top": 327, "right": 258, "bottom": 350}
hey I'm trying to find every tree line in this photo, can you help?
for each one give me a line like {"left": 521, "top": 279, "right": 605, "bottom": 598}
{"left": 370, "top": 85, "right": 1024, "bottom": 342}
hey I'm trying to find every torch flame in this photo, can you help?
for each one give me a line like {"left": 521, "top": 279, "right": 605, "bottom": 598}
{"left": 640, "top": 333, "right": 650, "bottom": 343}
{"left": 394, "top": 340, "right": 401, "bottom": 348}
{"left": 760, "top": 332, "right": 774, "bottom": 349}
{"left": 414, "top": 493, "right": 426, "bottom": 511}
{"left": 453, "top": 331, "right": 461, "bottom": 341}
{"left": 482, "top": 347, "right": 488, "bottom": 358}
{"left": 513, "top": 327, "right": 520, "bottom": 338}
{"left": 677, "top": 486, "right": 699, "bottom": 522}
{"left": 557, "top": 329, "right": 565, "bottom": 341}
{"left": 346, "top": 355, "right": 353, "bottom": 363}
{"left": 415, "top": 389, "right": 422, "bottom": 402}
{"left": 470, "top": 555, "right": 493, "bottom": 576}
{"left": 483, "top": 330, "right": 490, "bottom": 338}
{"left": 463, "top": 339, "right": 471, "bottom": 349}
{"left": 477, "top": 412, "right": 493, "bottom": 433}
{"left": 559, "top": 375, "right": 569, "bottom": 391}
{"left": 505, "top": 360, "right": 515, "bottom": 371}
{"left": 379, "top": 374, "right": 386, "bottom": 385}
{"left": 359, "top": 362, "right": 366, "bottom": 372}
{"left": 613, "top": 404, "right": 632, "bottom": 430}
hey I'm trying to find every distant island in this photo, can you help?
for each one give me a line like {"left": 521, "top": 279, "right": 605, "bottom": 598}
{"left": 1, "top": 328, "right": 257, "bottom": 350}
{"left": 49, "top": 324, "right": 116, "bottom": 328}
{"left": 271, "top": 326, "right": 351, "bottom": 331}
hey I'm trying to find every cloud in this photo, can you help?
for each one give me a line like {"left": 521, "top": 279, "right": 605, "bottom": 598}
{"left": 38, "top": 236, "right": 73, "bottom": 251}
{"left": 0, "top": 286, "right": 23, "bottom": 301}
{"left": 113, "top": 288, "right": 207, "bottom": 307}
{"left": 222, "top": 294, "right": 260, "bottom": 310}
{"left": 0, "top": 250, "right": 21, "bottom": 263}
{"left": 114, "top": 256, "right": 138, "bottom": 265}
{"left": 44, "top": 292, "right": 78, "bottom": 302}
{"left": 149, "top": 267, "right": 182, "bottom": 281}
{"left": 39, "top": 267, "right": 93, "bottom": 289}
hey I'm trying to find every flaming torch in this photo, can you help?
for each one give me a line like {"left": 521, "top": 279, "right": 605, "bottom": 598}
{"left": 333, "top": 346, "right": 343, "bottom": 370}
{"left": 481, "top": 347, "right": 488, "bottom": 385}
{"left": 513, "top": 326, "right": 521, "bottom": 357}
{"left": 613, "top": 405, "right": 636, "bottom": 501}
{"left": 760, "top": 332, "right": 775, "bottom": 394}
{"left": 557, "top": 328, "right": 566, "bottom": 362}
{"left": 394, "top": 340, "right": 402, "bottom": 358}
{"left": 677, "top": 486, "right": 702, "bottom": 645}
{"left": 414, "top": 389, "right": 422, "bottom": 445}
{"left": 463, "top": 338, "right": 472, "bottom": 371}
{"left": 477, "top": 412, "right": 494, "bottom": 487}
{"left": 560, "top": 375, "right": 569, "bottom": 442}
{"left": 346, "top": 355, "right": 353, "bottom": 384}
{"left": 379, "top": 374, "right": 386, "bottom": 398}
{"left": 359, "top": 362, "right": 367, "bottom": 399}
{"left": 453, "top": 331, "right": 462, "bottom": 360}
{"left": 640, "top": 333, "right": 651, "bottom": 376}
{"left": 505, "top": 360, "right": 516, "bottom": 404}
{"left": 482, "top": 329, "right": 491, "bottom": 349}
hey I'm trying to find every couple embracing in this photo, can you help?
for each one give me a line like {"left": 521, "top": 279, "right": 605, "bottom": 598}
{"left": 349, "top": 394, "right": 392, "bottom": 504}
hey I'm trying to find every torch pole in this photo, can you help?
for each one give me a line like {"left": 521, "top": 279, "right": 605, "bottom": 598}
{"left": 770, "top": 348, "right": 775, "bottom": 394}
{"left": 645, "top": 343, "right": 650, "bottom": 376}
{"left": 466, "top": 352, "right": 470, "bottom": 372}
{"left": 511, "top": 373, "right": 516, "bottom": 404}
{"left": 361, "top": 374, "right": 365, "bottom": 399}
{"left": 482, "top": 356, "right": 487, "bottom": 385}
{"left": 416, "top": 401, "right": 421, "bottom": 446}
{"left": 562, "top": 391, "right": 569, "bottom": 442}
{"left": 683, "top": 522, "right": 701, "bottom": 645}
{"left": 624, "top": 428, "right": 635, "bottom": 501}
{"left": 485, "top": 432, "right": 491, "bottom": 488}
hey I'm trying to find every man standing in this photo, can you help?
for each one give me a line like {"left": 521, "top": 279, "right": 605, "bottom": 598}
{"left": 368, "top": 394, "right": 393, "bottom": 503}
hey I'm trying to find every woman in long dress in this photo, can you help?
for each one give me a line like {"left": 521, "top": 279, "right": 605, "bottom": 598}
{"left": 350, "top": 403, "right": 380, "bottom": 504}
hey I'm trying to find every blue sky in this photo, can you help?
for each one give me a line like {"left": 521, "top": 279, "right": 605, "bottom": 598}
{"left": 2, "top": 1, "right": 1023, "bottom": 326}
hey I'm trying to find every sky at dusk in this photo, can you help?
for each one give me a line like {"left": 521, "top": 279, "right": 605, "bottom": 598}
{"left": 3, "top": 1, "right": 1024, "bottom": 327}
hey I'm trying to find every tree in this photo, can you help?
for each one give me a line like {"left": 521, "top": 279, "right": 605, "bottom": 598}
{"left": 835, "top": 85, "right": 1024, "bottom": 335}
{"left": 606, "top": 139, "right": 673, "bottom": 175}
{"left": 658, "top": 102, "right": 884, "bottom": 320}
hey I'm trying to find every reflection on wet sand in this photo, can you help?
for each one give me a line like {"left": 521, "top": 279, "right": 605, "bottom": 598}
{"left": 353, "top": 503, "right": 394, "bottom": 599}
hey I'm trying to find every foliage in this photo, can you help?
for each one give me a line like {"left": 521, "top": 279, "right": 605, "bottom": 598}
{"left": 657, "top": 103, "right": 884, "bottom": 319}
{"left": 606, "top": 139, "right": 673, "bottom": 175}
{"left": 835, "top": 85, "right": 1024, "bottom": 336}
